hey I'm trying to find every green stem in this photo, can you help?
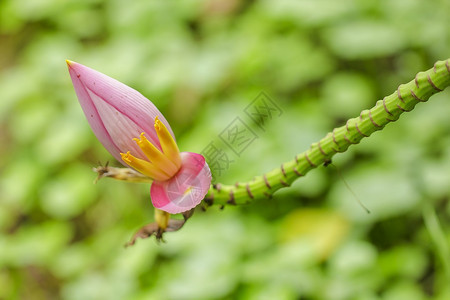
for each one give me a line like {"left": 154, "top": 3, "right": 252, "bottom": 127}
{"left": 204, "top": 59, "right": 450, "bottom": 206}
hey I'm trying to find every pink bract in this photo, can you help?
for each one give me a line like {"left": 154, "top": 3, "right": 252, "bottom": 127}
{"left": 151, "top": 152, "right": 211, "bottom": 214}
{"left": 66, "top": 60, "right": 175, "bottom": 164}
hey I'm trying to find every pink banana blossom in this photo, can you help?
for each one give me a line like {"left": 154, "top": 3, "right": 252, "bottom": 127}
{"left": 66, "top": 60, "right": 211, "bottom": 214}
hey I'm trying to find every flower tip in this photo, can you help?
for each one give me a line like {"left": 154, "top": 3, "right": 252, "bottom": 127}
{"left": 66, "top": 59, "right": 74, "bottom": 67}
{"left": 120, "top": 151, "right": 131, "bottom": 162}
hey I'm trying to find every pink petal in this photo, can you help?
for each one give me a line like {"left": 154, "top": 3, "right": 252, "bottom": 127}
{"left": 66, "top": 60, "right": 175, "bottom": 164}
{"left": 151, "top": 152, "right": 212, "bottom": 214}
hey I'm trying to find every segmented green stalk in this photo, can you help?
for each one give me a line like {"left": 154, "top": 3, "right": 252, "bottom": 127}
{"left": 204, "top": 59, "right": 450, "bottom": 206}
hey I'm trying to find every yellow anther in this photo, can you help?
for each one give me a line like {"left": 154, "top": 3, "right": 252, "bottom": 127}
{"left": 120, "top": 151, "right": 171, "bottom": 181}
{"left": 133, "top": 132, "right": 179, "bottom": 176}
{"left": 154, "top": 117, "right": 182, "bottom": 169}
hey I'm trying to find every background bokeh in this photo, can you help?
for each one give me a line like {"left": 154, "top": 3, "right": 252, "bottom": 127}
{"left": 1, "top": 0, "right": 450, "bottom": 299}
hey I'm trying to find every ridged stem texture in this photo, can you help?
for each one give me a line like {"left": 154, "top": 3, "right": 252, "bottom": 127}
{"left": 203, "top": 59, "right": 450, "bottom": 206}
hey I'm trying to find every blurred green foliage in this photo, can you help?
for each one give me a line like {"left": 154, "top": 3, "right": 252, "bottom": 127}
{"left": 0, "top": 0, "right": 450, "bottom": 299}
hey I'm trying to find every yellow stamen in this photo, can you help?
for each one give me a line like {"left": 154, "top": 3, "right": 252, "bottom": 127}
{"left": 119, "top": 117, "right": 182, "bottom": 181}
{"left": 133, "top": 132, "right": 179, "bottom": 176}
{"left": 121, "top": 151, "right": 171, "bottom": 181}
{"left": 154, "top": 117, "right": 182, "bottom": 169}
{"left": 155, "top": 208, "right": 170, "bottom": 230}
